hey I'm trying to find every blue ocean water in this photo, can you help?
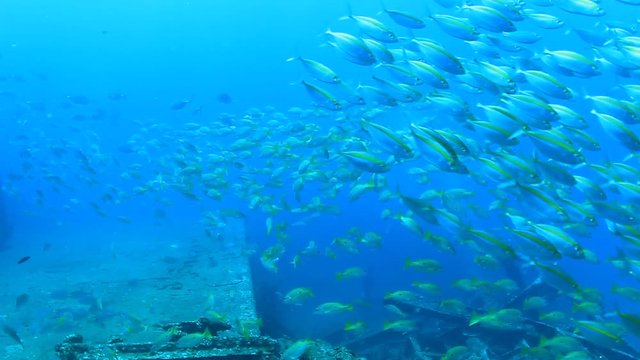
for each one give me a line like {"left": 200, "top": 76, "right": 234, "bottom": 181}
{"left": 3, "top": 0, "right": 640, "bottom": 359}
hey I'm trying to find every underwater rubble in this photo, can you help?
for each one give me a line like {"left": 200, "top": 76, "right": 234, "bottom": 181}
{"left": 54, "top": 332, "right": 280, "bottom": 360}
{"left": 54, "top": 318, "right": 359, "bottom": 360}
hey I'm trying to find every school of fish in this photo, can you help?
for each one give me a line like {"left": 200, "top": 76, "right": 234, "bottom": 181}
{"left": 288, "top": 1, "right": 640, "bottom": 357}
{"left": 4, "top": 0, "right": 640, "bottom": 358}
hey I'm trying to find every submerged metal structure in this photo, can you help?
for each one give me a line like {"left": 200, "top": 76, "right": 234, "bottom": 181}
{"left": 344, "top": 279, "right": 640, "bottom": 360}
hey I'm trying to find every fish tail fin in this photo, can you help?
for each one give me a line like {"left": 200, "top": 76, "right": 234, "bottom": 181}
{"left": 424, "top": 2, "right": 433, "bottom": 19}
{"left": 538, "top": 336, "right": 550, "bottom": 347}
{"left": 378, "top": 0, "right": 388, "bottom": 15}
{"left": 320, "top": 24, "right": 333, "bottom": 41}
{"left": 286, "top": 46, "right": 301, "bottom": 63}
{"left": 531, "top": 150, "right": 540, "bottom": 164}
{"left": 421, "top": 230, "right": 434, "bottom": 243}
{"left": 339, "top": 3, "right": 353, "bottom": 21}
{"left": 469, "top": 312, "right": 482, "bottom": 326}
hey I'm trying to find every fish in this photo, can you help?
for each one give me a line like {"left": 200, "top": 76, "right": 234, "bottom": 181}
{"left": 407, "top": 60, "right": 449, "bottom": 89}
{"left": 356, "top": 84, "right": 397, "bottom": 106}
{"left": 469, "top": 308, "right": 523, "bottom": 329}
{"left": 542, "top": 49, "right": 599, "bottom": 77}
{"left": 384, "top": 290, "right": 420, "bottom": 302}
{"left": 529, "top": 222, "right": 585, "bottom": 259}
{"left": 17, "top": 256, "right": 30, "bottom": 264}
{"left": 107, "top": 92, "right": 127, "bottom": 101}
{"left": 361, "top": 120, "right": 414, "bottom": 160}
{"left": 216, "top": 93, "right": 232, "bottom": 104}
{"left": 362, "top": 38, "right": 394, "bottom": 63}
{"left": 340, "top": 8, "right": 397, "bottom": 43}
{"left": 534, "top": 262, "right": 581, "bottom": 294}
{"left": 503, "top": 30, "right": 541, "bottom": 44}
{"left": 524, "top": 11, "right": 565, "bottom": 29}
{"left": 335, "top": 267, "right": 366, "bottom": 280}
{"left": 314, "top": 302, "right": 354, "bottom": 314}
{"left": 555, "top": 0, "right": 604, "bottom": 16}
{"left": 383, "top": 319, "right": 417, "bottom": 332}
{"left": 430, "top": 14, "right": 479, "bottom": 41}
{"left": 410, "top": 39, "right": 465, "bottom": 74}
{"left": 574, "top": 320, "right": 626, "bottom": 348}
{"left": 287, "top": 57, "right": 340, "bottom": 83}
{"left": 66, "top": 95, "right": 90, "bottom": 105}
{"left": 342, "top": 151, "right": 390, "bottom": 173}
{"left": 282, "top": 287, "right": 314, "bottom": 305}
{"left": 462, "top": 5, "right": 517, "bottom": 33}
{"left": 586, "top": 95, "right": 640, "bottom": 124}
{"left": 380, "top": 5, "right": 425, "bottom": 29}
{"left": 300, "top": 80, "right": 342, "bottom": 110}
{"left": 15, "top": 293, "right": 29, "bottom": 309}
{"left": 2, "top": 324, "right": 23, "bottom": 348}
{"left": 520, "top": 70, "right": 573, "bottom": 99}
{"left": 324, "top": 29, "right": 376, "bottom": 66}
{"left": 282, "top": 340, "right": 313, "bottom": 360}
{"left": 411, "top": 123, "right": 468, "bottom": 173}
{"left": 404, "top": 258, "right": 442, "bottom": 272}
{"left": 344, "top": 321, "right": 367, "bottom": 332}
{"left": 170, "top": 100, "right": 191, "bottom": 110}
{"left": 378, "top": 63, "right": 423, "bottom": 85}
{"left": 591, "top": 110, "right": 640, "bottom": 152}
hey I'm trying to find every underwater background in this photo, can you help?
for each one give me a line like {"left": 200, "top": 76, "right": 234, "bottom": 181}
{"left": 3, "top": 0, "right": 640, "bottom": 359}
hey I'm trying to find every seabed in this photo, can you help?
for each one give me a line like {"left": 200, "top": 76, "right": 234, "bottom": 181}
{"left": 3, "top": 219, "right": 640, "bottom": 359}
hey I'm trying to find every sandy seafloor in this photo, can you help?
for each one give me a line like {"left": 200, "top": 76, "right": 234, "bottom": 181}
{"left": 0, "top": 219, "right": 256, "bottom": 359}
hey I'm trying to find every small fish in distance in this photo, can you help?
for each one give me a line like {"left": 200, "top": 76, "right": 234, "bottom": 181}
{"left": 216, "top": 93, "right": 232, "bottom": 104}
{"left": 170, "top": 100, "right": 191, "bottom": 110}
{"left": 15, "top": 294, "right": 29, "bottom": 309}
